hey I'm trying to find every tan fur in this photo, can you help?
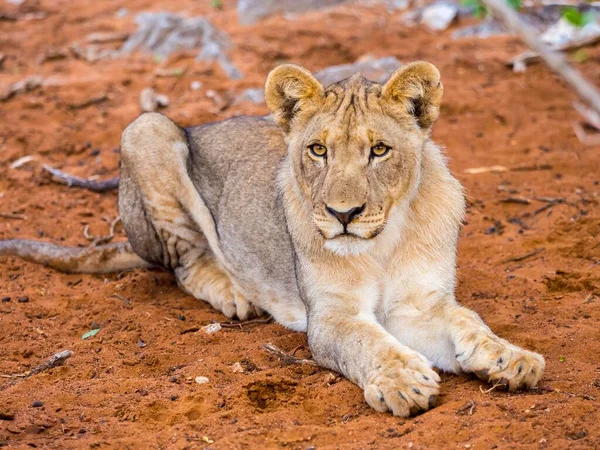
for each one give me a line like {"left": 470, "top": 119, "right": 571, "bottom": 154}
{"left": 0, "top": 62, "right": 544, "bottom": 416}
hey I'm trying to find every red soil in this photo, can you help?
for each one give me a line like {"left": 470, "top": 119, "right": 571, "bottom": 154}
{"left": 1, "top": 1, "right": 599, "bottom": 448}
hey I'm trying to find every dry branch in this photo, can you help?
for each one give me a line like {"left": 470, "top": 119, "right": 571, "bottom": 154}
{"left": 501, "top": 247, "right": 545, "bottom": 264}
{"left": 0, "top": 350, "right": 72, "bottom": 379}
{"left": 42, "top": 165, "right": 119, "bottom": 192}
{"left": 219, "top": 316, "right": 274, "bottom": 328}
{"left": 261, "top": 343, "right": 317, "bottom": 366}
{"left": 483, "top": 0, "right": 600, "bottom": 117}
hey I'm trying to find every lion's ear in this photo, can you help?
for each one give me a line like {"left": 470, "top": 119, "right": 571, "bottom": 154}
{"left": 265, "top": 64, "right": 324, "bottom": 132}
{"left": 382, "top": 61, "right": 443, "bottom": 130}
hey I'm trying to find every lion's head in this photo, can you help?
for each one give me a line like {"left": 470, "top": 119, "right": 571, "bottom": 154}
{"left": 265, "top": 62, "right": 443, "bottom": 256}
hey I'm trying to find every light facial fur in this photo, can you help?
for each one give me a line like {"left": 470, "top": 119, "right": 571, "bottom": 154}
{"left": 0, "top": 62, "right": 545, "bottom": 417}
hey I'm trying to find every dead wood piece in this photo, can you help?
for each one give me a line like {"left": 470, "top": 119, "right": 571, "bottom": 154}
{"left": 500, "top": 197, "right": 531, "bottom": 205}
{"left": 84, "top": 217, "right": 121, "bottom": 246}
{"left": 219, "top": 316, "right": 273, "bottom": 328}
{"left": 1, "top": 350, "right": 72, "bottom": 379}
{"left": 510, "top": 164, "right": 552, "bottom": 172}
{"left": 42, "top": 165, "right": 119, "bottom": 192}
{"left": 110, "top": 294, "right": 131, "bottom": 305}
{"left": 483, "top": 0, "right": 600, "bottom": 118}
{"left": 86, "top": 32, "right": 129, "bottom": 44}
{"left": 509, "top": 32, "right": 600, "bottom": 71}
{"left": 66, "top": 94, "right": 108, "bottom": 110}
{"left": 465, "top": 164, "right": 551, "bottom": 174}
{"left": 456, "top": 400, "right": 476, "bottom": 415}
{"left": 261, "top": 343, "right": 317, "bottom": 366}
{"left": 0, "top": 213, "right": 27, "bottom": 220}
{"left": 501, "top": 247, "right": 545, "bottom": 264}
{"left": 574, "top": 102, "right": 600, "bottom": 130}
{"left": 573, "top": 122, "right": 600, "bottom": 146}
{"left": 532, "top": 199, "right": 564, "bottom": 216}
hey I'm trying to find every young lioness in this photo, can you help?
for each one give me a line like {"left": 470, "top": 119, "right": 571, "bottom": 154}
{"left": 0, "top": 62, "right": 544, "bottom": 416}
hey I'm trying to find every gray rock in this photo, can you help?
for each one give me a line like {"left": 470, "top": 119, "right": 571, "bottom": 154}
{"left": 235, "top": 87, "right": 265, "bottom": 104}
{"left": 120, "top": 12, "right": 242, "bottom": 80}
{"left": 238, "top": 0, "right": 354, "bottom": 25}
{"left": 401, "top": 2, "right": 457, "bottom": 31}
{"left": 451, "top": 19, "right": 508, "bottom": 39}
{"left": 314, "top": 56, "right": 402, "bottom": 87}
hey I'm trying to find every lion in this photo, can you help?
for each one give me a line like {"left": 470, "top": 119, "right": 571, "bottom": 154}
{"left": 0, "top": 62, "right": 545, "bottom": 416}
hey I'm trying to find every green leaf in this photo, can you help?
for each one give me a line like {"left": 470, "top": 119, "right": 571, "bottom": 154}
{"left": 506, "top": 0, "right": 521, "bottom": 10}
{"left": 211, "top": 0, "right": 223, "bottom": 9}
{"left": 82, "top": 328, "right": 100, "bottom": 340}
{"left": 572, "top": 48, "right": 589, "bottom": 63}
{"left": 562, "top": 7, "right": 596, "bottom": 28}
{"left": 559, "top": 355, "right": 566, "bottom": 362}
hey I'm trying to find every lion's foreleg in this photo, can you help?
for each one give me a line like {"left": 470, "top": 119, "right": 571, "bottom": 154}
{"left": 304, "top": 283, "right": 440, "bottom": 418}
{"left": 384, "top": 292, "right": 545, "bottom": 391}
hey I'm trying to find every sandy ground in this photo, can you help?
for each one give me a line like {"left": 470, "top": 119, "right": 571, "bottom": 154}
{"left": 1, "top": 1, "right": 599, "bottom": 449}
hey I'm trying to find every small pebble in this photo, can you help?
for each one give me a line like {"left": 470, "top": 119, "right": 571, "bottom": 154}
{"left": 169, "top": 376, "right": 178, "bottom": 383}
{"left": 1, "top": 296, "right": 10, "bottom": 303}
{"left": 17, "top": 296, "right": 29, "bottom": 303}
{"left": 177, "top": 315, "right": 186, "bottom": 321}
{"left": 31, "top": 401, "right": 43, "bottom": 408}
{"left": 190, "top": 81, "right": 203, "bottom": 91}
{"left": 195, "top": 376, "right": 210, "bottom": 385}
{"left": 202, "top": 323, "right": 221, "bottom": 334}
{"left": 170, "top": 395, "right": 178, "bottom": 401}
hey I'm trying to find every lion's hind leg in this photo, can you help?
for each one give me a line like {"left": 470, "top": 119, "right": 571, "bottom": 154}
{"left": 175, "top": 249, "right": 262, "bottom": 320}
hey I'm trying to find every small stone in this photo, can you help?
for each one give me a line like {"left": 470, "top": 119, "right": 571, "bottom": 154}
{"left": 31, "top": 401, "right": 44, "bottom": 408}
{"left": 195, "top": 376, "right": 210, "bottom": 385}
{"left": 190, "top": 81, "right": 203, "bottom": 91}
{"left": 232, "top": 362, "right": 244, "bottom": 373}
{"left": 170, "top": 395, "right": 178, "bottom": 401}
{"left": 420, "top": 2, "right": 457, "bottom": 31}
{"left": 202, "top": 323, "right": 222, "bottom": 334}
{"left": 1, "top": 297, "right": 10, "bottom": 303}
{"left": 137, "top": 339, "right": 147, "bottom": 348}
{"left": 139, "top": 88, "right": 169, "bottom": 113}
{"left": 17, "top": 296, "right": 29, "bottom": 303}
{"left": 169, "top": 376, "right": 178, "bottom": 383}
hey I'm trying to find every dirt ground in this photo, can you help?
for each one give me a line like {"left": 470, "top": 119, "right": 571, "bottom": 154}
{"left": 1, "top": 0, "right": 599, "bottom": 449}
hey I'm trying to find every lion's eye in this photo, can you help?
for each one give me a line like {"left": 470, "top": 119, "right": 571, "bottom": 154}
{"left": 371, "top": 143, "right": 391, "bottom": 158}
{"left": 309, "top": 144, "right": 327, "bottom": 158}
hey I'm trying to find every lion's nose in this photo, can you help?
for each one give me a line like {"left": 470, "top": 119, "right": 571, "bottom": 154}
{"left": 326, "top": 204, "right": 366, "bottom": 227}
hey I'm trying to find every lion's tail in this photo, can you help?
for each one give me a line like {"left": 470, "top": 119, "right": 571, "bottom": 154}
{"left": 0, "top": 240, "right": 153, "bottom": 274}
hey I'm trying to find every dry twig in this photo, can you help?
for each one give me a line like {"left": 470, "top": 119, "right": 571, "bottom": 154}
{"left": 499, "top": 197, "right": 531, "bottom": 205}
{"left": 83, "top": 217, "right": 121, "bottom": 246}
{"left": 501, "top": 247, "right": 545, "bottom": 264}
{"left": 219, "top": 316, "right": 273, "bottom": 328}
{"left": 0, "top": 213, "right": 27, "bottom": 220}
{"left": 261, "top": 343, "right": 317, "bottom": 366}
{"left": 0, "top": 350, "right": 72, "bottom": 379}
{"left": 42, "top": 164, "right": 119, "bottom": 192}
{"left": 456, "top": 400, "right": 476, "bottom": 416}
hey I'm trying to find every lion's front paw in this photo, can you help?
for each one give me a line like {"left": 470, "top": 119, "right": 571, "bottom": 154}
{"left": 363, "top": 349, "right": 440, "bottom": 417}
{"left": 456, "top": 334, "right": 545, "bottom": 391}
